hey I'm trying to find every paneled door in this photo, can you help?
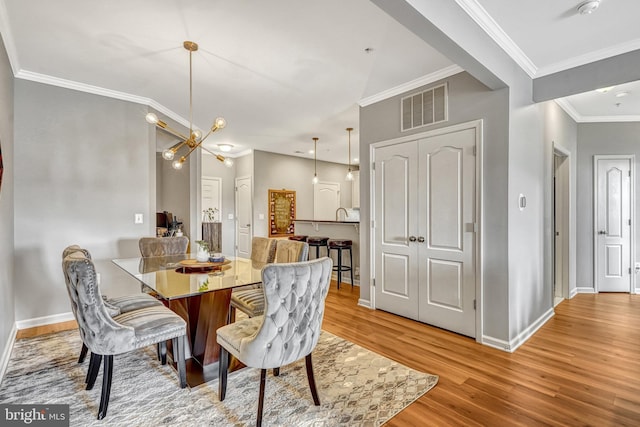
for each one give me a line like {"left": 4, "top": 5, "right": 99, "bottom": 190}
{"left": 373, "top": 122, "right": 478, "bottom": 338}
{"left": 595, "top": 156, "right": 632, "bottom": 292}
{"left": 314, "top": 182, "right": 340, "bottom": 220}
{"left": 235, "top": 176, "right": 252, "bottom": 259}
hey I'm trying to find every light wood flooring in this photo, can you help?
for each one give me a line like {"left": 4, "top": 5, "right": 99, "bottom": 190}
{"left": 16, "top": 284, "right": 640, "bottom": 426}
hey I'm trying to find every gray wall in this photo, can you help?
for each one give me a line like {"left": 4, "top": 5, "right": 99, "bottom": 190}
{"left": 0, "top": 34, "right": 15, "bottom": 362}
{"left": 576, "top": 122, "right": 640, "bottom": 290}
{"left": 360, "top": 71, "right": 511, "bottom": 341}
{"left": 13, "top": 80, "right": 155, "bottom": 320}
{"left": 157, "top": 151, "right": 191, "bottom": 241}
{"left": 252, "top": 150, "right": 354, "bottom": 238}
{"left": 202, "top": 152, "right": 237, "bottom": 254}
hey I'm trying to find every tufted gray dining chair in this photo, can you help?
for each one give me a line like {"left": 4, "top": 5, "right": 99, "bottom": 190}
{"left": 230, "top": 239, "right": 308, "bottom": 321}
{"left": 217, "top": 257, "right": 332, "bottom": 427}
{"left": 62, "top": 245, "right": 164, "bottom": 364}
{"left": 62, "top": 251, "right": 187, "bottom": 420}
{"left": 138, "top": 236, "right": 189, "bottom": 257}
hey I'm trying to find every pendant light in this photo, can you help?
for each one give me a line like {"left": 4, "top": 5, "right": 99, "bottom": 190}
{"left": 345, "top": 127, "right": 354, "bottom": 181}
{"left": 312, "top": 137, "right": 319, "bottom": 184}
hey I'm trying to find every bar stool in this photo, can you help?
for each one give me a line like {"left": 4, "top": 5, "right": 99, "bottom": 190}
{"left": 288, "top": 235, "right": 308, "bottom": 242}
{"left": 328, "top": 239, "right": 353, "bottom": 289}
{"left": 307, "top": 236, "right": 329, "bottom": 259}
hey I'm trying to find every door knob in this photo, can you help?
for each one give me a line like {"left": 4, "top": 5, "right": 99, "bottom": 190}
{"left": 598, "top": 230, "right": 606, "bottom": 235}
{"left": 409, "top": 236, "right": 417, "bottom": 242}
{"left": 246, "top": 224, "right": 251, "bottom": 227}
{"left": 417, "top": 236, "right": 425, "bottom": 243}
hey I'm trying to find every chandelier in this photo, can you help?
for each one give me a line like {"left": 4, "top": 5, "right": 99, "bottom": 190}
{"left": 145, "top": 41, "right": 233, "bottom": 170}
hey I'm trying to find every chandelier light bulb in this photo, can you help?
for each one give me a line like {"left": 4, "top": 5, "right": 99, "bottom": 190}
{"left": 224, "top": 157, "right": 234, "bottom": 168}
{"left": 145, "top": 113, "right": 159, "bottom": 124}
{"left": 162, "top": 149, "right": 175, "bottom": 160}
{"left": 346, "top": 170, "right": 354, "bottom": 181}
{"left": 172, "top": 158, "right": 184, "bottom": 170}
{"left": 214, "top": 117, "right": 227, "bottom": 129}
{"left": 192, "top": 129, "right": 202, "bottom": 140}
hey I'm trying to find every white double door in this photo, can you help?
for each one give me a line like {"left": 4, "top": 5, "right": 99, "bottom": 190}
{"left": 373, "top": 123, "right": 478, "bottom": 338}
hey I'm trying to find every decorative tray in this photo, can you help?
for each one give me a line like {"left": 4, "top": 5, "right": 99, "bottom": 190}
{"left": 178, "top": 259, "right": 231, "bottom": 268}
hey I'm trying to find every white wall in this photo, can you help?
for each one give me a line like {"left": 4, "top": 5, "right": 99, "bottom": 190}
{"left": 202, "top": 152, "right": 237, "bottom": 255}
{"left": 576, "top": 122, "right": 640, "bottom": 290}
{"left": 13, "top": 80, "right": 155, "bottom": 320}
{"left": 0, "top": 33, "right": 16, "bottom": 367}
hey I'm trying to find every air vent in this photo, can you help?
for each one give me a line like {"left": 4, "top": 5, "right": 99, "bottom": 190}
{"left": 401, "top": 83, "right": 448, "bottom": 132}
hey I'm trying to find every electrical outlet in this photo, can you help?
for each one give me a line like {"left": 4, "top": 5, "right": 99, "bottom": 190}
{"left": 259, "top": 214, "right": 265, "bottom": 220}
{"left": 134, "top": 213, "right": 143, "bottom": 224}
{"left": 228, "top": 213, "right": 234, "bottom": 220}
{"left": 635, "top": 262, "right": 640, "bottom": 272}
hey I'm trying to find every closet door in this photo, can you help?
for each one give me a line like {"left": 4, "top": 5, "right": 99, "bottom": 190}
{"left": 373, "top": 141, "right": 419, "bottom": 320}
{"left": 418, "top": 127, "right": 477, "bottom": 337}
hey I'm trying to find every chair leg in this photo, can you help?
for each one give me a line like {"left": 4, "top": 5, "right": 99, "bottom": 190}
{"left": 78, "top": 343, "right": 89, "bottom": 363}
{"left": 227, "top": 306, "right": 236, "bottom": 324}
{"left": 218, "top": 346, "right": 229, "bottom": 401}
{"left": 305, "top": 354, "right": 321, "bottom": 406}
{"left": 273, "top": 367, "right": 280, "bottom": 377}
{"left": 97, "top": 355, "right": 113, "bottom": 420}
{"left": 158, "top": 341, "right": 167, "bottom": 365}
{"left": 257, "top": 369, "right": 267, "bottom": 427}
{"left": 173, "top": 336, "right": 187, "bottom": 388}
{"left": 86, "top": 353, "right": 102, "bottom": 390}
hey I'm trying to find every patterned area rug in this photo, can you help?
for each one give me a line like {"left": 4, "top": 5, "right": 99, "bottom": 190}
{"left": 0, "top": 330, "right": 438, "bottom": 426}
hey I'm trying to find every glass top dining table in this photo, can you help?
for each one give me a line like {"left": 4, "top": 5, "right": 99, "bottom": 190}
{"left": 112, "top": 253, "right": 265, "bottom": 387}
{"left": 112, "top": 254, "right": 265, "bottom": 300}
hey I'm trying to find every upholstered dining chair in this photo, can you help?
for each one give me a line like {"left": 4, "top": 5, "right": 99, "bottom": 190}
{"left": 217, "top": 257, "right": 333, "bottom": 427}
{"left": 62, "top": 245, "right": 164, "bottom": 364}
{"left": 230, "top": 239, "right": 308, "bottom": 320}
{"left": 62, "top": 251, "right": 187, "bottom": 420}
{"left": 138, "top": 236, "right": 189, "bottom": 257}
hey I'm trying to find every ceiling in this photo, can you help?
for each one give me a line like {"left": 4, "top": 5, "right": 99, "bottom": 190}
{"left": 1, "top": 0, "right": 639, "bottom": 163}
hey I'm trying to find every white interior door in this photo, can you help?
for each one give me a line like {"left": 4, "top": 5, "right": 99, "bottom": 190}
{"left": 374, "top": 142, "right": 420, "bottom": 320}
{"left": 595, "top": 157, "right": 632, "bottom": 292}
{"left": 418, "top": 128, "right": 476, "bottom": 337}
{"left": 235, "top": 176, "right": 252, "bottom": 259}
{"left": 314, "top": 182, "right": 340, "bottom": 220}
{"left": 202, "top": 177, "right": 222, "bottom": 221}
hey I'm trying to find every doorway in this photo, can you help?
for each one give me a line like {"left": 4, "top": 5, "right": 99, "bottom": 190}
{"left": 235, "top": 176, "right": 252, "bottom": 259}
{"left": 553, "top": 146, "right": 570, "bottom": 305}
{"left": 371, "top": 120, "right": 482, "bottom": 339}
{"left": 593, "top": 155, "right": 635, "bottom": 293}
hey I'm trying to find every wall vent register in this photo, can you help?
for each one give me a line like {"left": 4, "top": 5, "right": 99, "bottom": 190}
{"left": 401, "top": 83, "right": 448, "bottom": 132}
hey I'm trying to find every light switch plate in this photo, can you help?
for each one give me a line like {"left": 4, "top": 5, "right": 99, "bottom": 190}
{"left": 259, "top": 214, "right": 265, "bottom": 220}
{"left": 228, "top": 213, "right": 234, "bottom": 220}
{"left": 134, "top": 213, "right": 143, "bottom": 224}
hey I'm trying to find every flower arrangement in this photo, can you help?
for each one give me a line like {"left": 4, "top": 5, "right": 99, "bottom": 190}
{"left": 202, "top": 207, "right": 219, "bottom": 222}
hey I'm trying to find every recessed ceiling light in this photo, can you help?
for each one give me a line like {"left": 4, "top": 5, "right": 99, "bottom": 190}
{"left": 595, "top": 86, "right": 616, "bottom": 93}
{"left": 218, "top": 144, "right": 233, "bottom": 152}
{"left": 616, "top": 91, "right": 630, "bottom": 98}
{"left": 577, "top": 0, "right": 600, "bottom": 15}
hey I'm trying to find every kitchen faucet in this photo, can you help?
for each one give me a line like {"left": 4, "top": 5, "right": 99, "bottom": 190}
{"left": 335, "top": 207, "right": 348, "bottom": 221}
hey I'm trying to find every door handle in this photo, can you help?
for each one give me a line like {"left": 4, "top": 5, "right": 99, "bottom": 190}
{"left": 598, "top": 230, "right": 606, "bottom": 235}
{"left": 417, "top": 236, "right": 425, "bottom": 243}
{"left": 246, "top": 224, "right": 251, "bottom": 227}
{"left": 409, "top": 236, "right": 417, "bottom": 242}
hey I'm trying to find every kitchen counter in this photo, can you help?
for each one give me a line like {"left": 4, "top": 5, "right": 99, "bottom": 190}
{"left": 294, "top": 219, "right": 359, "bottom": 224}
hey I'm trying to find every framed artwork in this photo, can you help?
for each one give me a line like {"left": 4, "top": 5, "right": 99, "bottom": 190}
{"left": 269, "top": 189, "right": 296, "bottom": 237}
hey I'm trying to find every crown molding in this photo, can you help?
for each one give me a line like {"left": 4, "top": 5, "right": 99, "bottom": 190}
{"left": 15, "top": 70, "right": 192, "bottom": 130}
{"left": 536, "top": 38, "right": 640, "bottom": 77}
{"left": 454, "top": 0, "right": 537, "bottom": 78}
{"left": 554, "top": 98, "right": 640, "bottom": 123}
{"left": 0, "top": 0, "right": 20, "bottom": 75}
{"left": 358, "top": 65, "right": 463, "bottom": 107}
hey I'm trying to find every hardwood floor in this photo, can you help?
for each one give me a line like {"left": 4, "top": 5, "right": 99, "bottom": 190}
{"left": 322, "top": 285, "right": 640, "bottom": 426}
{"left": 16, "top": 284, "right": 640, "bottom": 425}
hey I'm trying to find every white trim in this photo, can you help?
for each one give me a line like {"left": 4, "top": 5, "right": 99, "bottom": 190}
{"left": 357, "top": 298, "right": 372, "bottom": 309}
{"left": 0, "top": 323, "right": 18, "bottom": 385}
{"left": 593, "top": 155, "right": 635, "bottom": 294}
{"left": 552, "top": 143, "right": 572, "bottom": 302}
{"left": 569, "top": 287, "right": 579, "bottom": 298}
{"left": 508, "top": 308, "right": 555, "bottom": 353}
{"left": 370, "top": 119, "right": 484, "bottom": 342}
{"left": 14, "top": 312, "right": 75, "bottom": 330}
{"left": 554, "top": 99, "right": 640, "bottom": 123}
{"left": 482, "top": 335, "right": 510, "bottom": 352}
{"left": 454, "top": 0, "right": 537, "bottom": 78}
{"left": 358, "top": 65, "right": 463, "bottom": 107}
{"left": 576, "top": 286, "right": 596, "bottom": 294}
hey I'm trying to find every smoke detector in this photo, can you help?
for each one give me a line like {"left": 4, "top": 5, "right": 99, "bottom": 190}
{"left": 577, "top": 0, "right": 600, "bottom": 15}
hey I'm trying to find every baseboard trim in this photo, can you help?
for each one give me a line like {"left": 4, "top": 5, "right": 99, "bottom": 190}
{"left": 576, "top": 287, "right": 596, "bottom": 294}
{"left": 482, "top": 307, "right": 555, "bottom": 353}
{"left": 357, "top": 298, "right": 372, "bottom": 308}
{"left": 569, "top": 287, "right": 579, "bottom": 298}
{"left": 331, "top": 273, "right": 359, "bottom": 287}
{"left": 0, "top": 323, "right": 18, "bottom": 385}
{"left": 15, "top": 312, "right": 75, "bottom": 330}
